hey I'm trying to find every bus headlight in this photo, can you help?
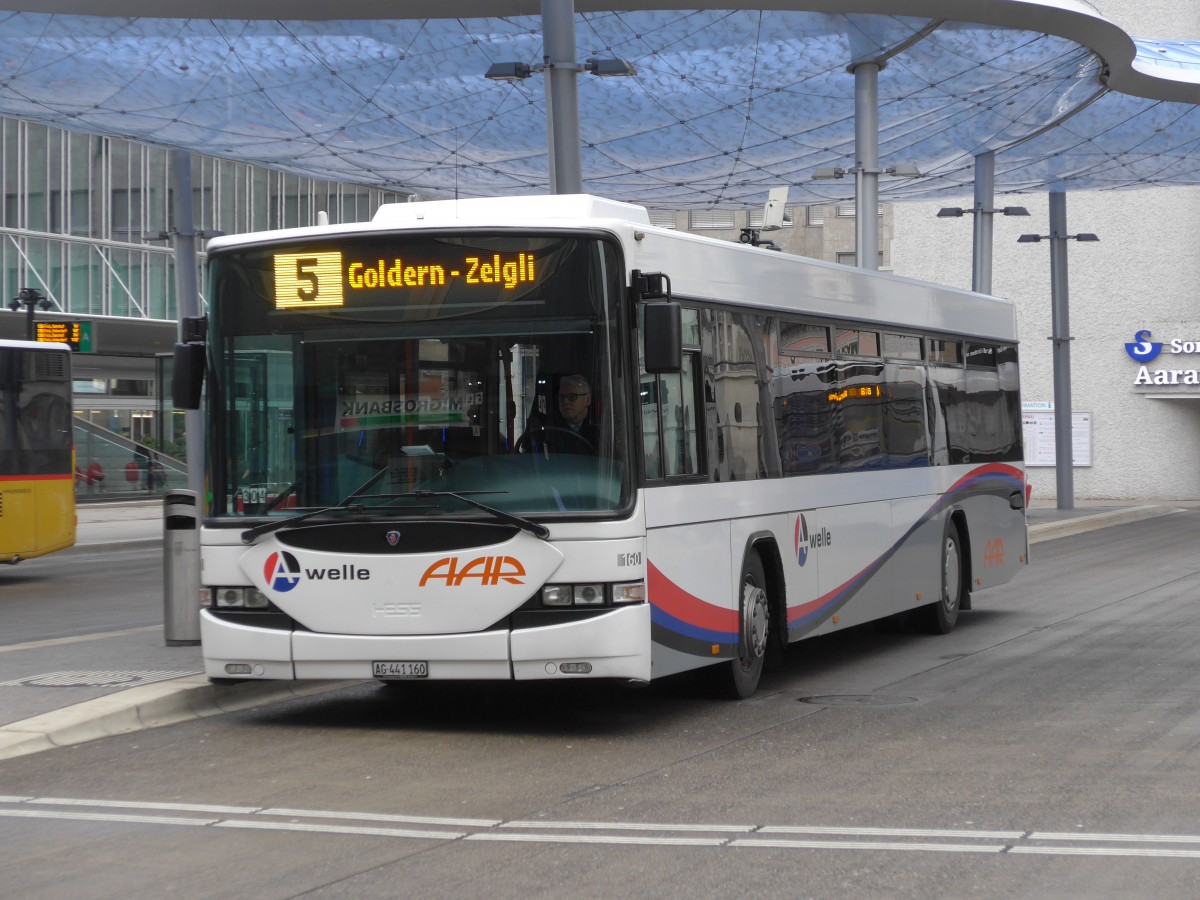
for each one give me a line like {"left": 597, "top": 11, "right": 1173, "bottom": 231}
{"left": 539, "top": 581, "right": 646, "bottom": 608}
{"left": 541, "top": 585, "right": 574, "bottom": 607}
{"left": 573, "top": 584, "right": 605, "bottom": 606}
{"left": 214, "top": 587, "right": 270, "bottom": 609}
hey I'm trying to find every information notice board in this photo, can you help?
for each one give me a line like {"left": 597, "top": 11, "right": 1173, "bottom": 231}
{"left": 1021, "top": 403, "right": 1092, "bottom": 467}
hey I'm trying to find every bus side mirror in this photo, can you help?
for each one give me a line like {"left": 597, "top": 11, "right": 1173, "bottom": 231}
{"left": 173, "top": 342, "right": 205, "bottom": 409}
{"left": 643, "top": 301, "right": 682, "bottom": 373}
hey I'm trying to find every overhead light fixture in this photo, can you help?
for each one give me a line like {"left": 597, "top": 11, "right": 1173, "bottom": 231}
{"left": 485, "top": 62, "right": 534, "bottom": 82}
{"left": 485, "top": 58, "right": 636, "bottom": 82}
{"left": 1018, "top": 232, "right": 1099, "bottom": 243}
{"left": 585, "top": 57, "right": 637, "bottom": 77}
{"left": 941, "top": 205, "right": 1032, "bottom": 219}
{"left": 814, "top": 164, "right": 920, "bottom": 180}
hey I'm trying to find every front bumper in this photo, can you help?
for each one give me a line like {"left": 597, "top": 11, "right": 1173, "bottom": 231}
{"left": 200, "top": 604, "right": 651, "bottom": 683}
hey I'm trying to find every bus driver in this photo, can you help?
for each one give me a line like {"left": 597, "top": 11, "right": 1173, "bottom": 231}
{"left": 521, "top": 374, "right": 599, "bottom": 455}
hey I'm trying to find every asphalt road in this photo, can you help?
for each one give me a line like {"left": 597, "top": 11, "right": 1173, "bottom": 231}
{"left": 2, "top": 513, "right": 1200, "bottom": 898}
{"left": 1, "top": 544, "right": 163, "bottom": 643}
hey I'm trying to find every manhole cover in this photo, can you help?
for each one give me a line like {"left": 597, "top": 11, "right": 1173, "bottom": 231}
{"left": 799, "top": 694, "right": 918, "bottom": 707}
{"left": 0, "top": 670, "right": 197, "bottom": 688}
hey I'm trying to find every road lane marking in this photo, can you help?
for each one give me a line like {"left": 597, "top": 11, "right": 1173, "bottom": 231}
{"left": 0, "top": 626, "right": 159, "bottom": 654}
{"left": 4, "top": 797, "right": 1200, "bottom": 861}
{"left": 0, "top": 808, "right": 215, "bottom": 827}
{"left": 216, "top": 819, "right": 465, "bottom": 840}
{"left": 503, "top": 819, "right": 755, "bottom": 833}
{"left": 261, "top": 807, "right": 500, "bottom": 828}
{"left": 1030, "top": 831, "right": 1200, "bottom": 844}
{"left": 759, "top": 825, "right": 1026, "bottom": 840}
{"left": 732, "top": 838, "right": 1006, "bottom": 853}
{"left": 34, "top": 796, "right": 260, "bottom": 815}
{"left": 468, "top": 832, "right": 727, "bottom": 846}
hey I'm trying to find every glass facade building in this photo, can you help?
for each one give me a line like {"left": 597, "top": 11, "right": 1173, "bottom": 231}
{"left": 2, "top": 118, "right": 405, "bottom": 321}
{"left": 1, "top": 117, "right": 405, "bottom": 493}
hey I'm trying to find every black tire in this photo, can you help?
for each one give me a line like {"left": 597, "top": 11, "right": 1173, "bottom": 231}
{"left": 722, "top": 551, "right": 770, "bottom": 699}
{"left": 918, "top": 520, "right": 964, "bottom": 634}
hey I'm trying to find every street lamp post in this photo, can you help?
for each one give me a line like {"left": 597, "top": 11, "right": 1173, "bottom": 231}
{"left": 483, "top": 0, "right": 637, "bottom": 195}
{"left": 8, "top": 287, "right": 52, "bottom": 341}
{"left": 812, "top": 164, "right": 921, "bottom": 270}
{"left": 936, "top": 151, "right": 1029, "bottom": 294}
{"left": 1018, "top": 191, "right": 1099, "bottom": 511}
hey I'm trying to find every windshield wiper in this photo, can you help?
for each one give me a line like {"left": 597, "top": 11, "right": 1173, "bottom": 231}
{"left": 403, "top": 489, "right": 549, "bottom": 541}
{"left": 240, "top": 466, "right": 392, "bottom": 544}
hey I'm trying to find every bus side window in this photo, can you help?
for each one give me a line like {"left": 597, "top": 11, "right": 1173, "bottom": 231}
{"left": 640, "top": 308, "right": 700, "bottom": 480}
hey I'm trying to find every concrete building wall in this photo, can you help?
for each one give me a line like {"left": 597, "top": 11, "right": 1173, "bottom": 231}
{"left": 892, "top": 0, "right": 1200, "bottom": 502}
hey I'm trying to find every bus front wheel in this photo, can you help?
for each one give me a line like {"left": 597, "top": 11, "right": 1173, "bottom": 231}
{"left": 724, "top": 551, "right": 770, "bottom": 699}
{"left": 919, "top": 521, "right": 964, "bottom": 634}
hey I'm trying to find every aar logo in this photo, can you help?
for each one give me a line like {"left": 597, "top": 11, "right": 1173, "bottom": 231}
{"left": 264, "top": 550, "right": 302, "bottom": 592}
{"left": 1125, "top": 329, "right": 1162, "bottom": 363}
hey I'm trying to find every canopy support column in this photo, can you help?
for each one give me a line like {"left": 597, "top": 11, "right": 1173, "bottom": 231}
{"left": 972, "top": 151, "right": 995, "bottom": 294}
{"left": 169, "top": 149, "right": 205, "bottom": 501}
{"left": 542, "top": 0, "right": 582, "bottom": 194}
{"left": 853, "top": 61, "right": 880, "bottom": 270}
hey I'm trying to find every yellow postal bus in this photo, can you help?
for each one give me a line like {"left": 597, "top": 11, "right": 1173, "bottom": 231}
{"left": 0, "top": 339, "right": 75, "bottom": 563}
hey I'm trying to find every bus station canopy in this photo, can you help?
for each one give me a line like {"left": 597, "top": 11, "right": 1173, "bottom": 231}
{"left": 1, "top": 1, "right": 1199, "bottom": 207}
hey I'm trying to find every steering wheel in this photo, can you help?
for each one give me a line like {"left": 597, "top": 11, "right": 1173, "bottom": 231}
{"left": 514, "top": 425, "right": 596, "bottom": 455}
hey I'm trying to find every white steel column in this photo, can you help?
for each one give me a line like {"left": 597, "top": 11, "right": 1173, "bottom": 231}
{"left": 853, "top": 61, "right": 880, "bottom": 270}
{"left": 972, "top": 151, "right": 995, "bottom": 294}
{"left": 1048, "top": 191, "right": 1074, "bottom": 510}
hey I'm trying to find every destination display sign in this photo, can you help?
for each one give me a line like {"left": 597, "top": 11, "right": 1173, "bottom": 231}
{"left": 34, "top": 320, "right": 92, "bottom": 352}
{"left": 273, "top": 249, "right": 540, "bottom": 310}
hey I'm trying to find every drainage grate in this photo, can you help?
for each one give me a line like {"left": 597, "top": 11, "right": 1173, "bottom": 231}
{"left": 0, "top": 670, "right": 198, "bottom": 688}
{"left": 799, "top": 694, "right": 918, "bottom": 707}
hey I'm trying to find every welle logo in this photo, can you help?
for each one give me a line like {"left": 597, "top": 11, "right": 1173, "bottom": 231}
{"left": 263, "top": 551, "right": 371, "bottom": 592}
{"left": 264, "top": 551, "right": 301, "bottom": 592}
{"left": 794, "top": 514, "right": 832, "bottom": 567}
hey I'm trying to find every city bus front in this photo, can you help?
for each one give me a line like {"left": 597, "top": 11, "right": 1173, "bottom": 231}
{"left": 198, "top": 228, "right": 651, "bottom": 683}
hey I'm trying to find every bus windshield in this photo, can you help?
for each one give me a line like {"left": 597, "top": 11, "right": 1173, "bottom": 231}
{"left": 207, "top": 232, "right": 632, "bottom": 521}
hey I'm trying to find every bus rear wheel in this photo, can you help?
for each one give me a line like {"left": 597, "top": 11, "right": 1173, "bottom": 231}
{"left": 724, "top": 551, "right": 770, "bottom": 699}
{"left": 918, "top": 521, "right": 964, "bottom": 634}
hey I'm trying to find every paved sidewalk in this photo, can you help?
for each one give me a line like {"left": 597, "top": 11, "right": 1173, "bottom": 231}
{"left": 0, "top": 498, "right": 1188, "bottom": 761}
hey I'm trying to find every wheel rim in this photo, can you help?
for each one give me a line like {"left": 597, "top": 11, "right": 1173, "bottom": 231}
{"left": 741, "top": 578, "right": 769, "bottom": 662}
{"left": 942, "top": 535, "right": 961, "bottom": 613}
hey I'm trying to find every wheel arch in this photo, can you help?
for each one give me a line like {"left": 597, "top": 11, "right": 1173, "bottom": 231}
{"left": 947, "top": 507, "right": 973, "bottom": 608}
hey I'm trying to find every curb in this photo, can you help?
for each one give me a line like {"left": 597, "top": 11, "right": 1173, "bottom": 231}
{"left": 0, "top": 676, "right": 358, "bottom": 761}
{"left": 1028, "top": 505, "right": 1182, "bottom": 544}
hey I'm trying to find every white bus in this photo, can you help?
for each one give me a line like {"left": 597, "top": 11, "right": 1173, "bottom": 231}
{"left": 180, "top": 194, "right": 1026, "bottom": 698}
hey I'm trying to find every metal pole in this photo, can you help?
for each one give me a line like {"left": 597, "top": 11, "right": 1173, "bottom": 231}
{"left": 541, "top": 0, "right": 582, "bottom": 194}
{"left": 1048, "top": 191, "right": 1074, "bottom": 510}
{"left": 24, "top": 297, "right": 34, "bottom": 340}
{"left": 853, "top": 62, "right": 880, "bottom": 270}
{"left": 169, "top": 149, "right": 206, "bottom": 503}
{"left": 972, "top": 151, "right": 995, "bottom": 294}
